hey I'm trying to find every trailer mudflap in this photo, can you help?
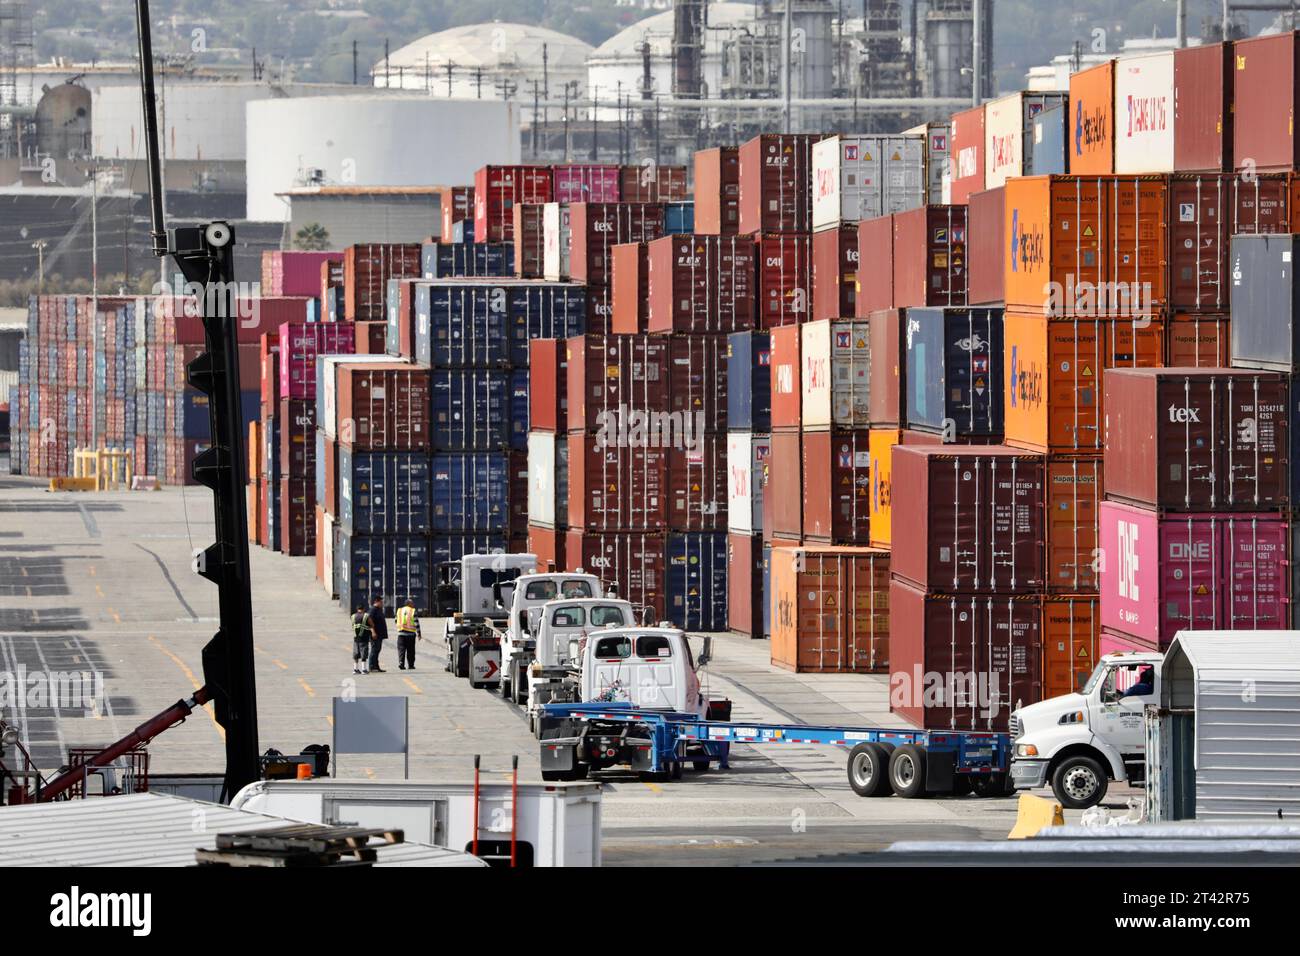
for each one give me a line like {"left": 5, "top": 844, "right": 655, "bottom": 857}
{"left": 924, "top": 748, "right": 956, "bottom": 793}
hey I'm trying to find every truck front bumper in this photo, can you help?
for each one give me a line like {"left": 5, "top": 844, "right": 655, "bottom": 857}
{"left": 1009, "top": 758, "right": 1050, "bottom": 790}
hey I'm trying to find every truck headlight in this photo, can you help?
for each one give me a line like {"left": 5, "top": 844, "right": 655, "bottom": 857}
{"left": 1058, "top": 711, "right": 1085, "bottom": 725}
{"left": 1015, "top": 743, "right": 1038, "bottom": 758}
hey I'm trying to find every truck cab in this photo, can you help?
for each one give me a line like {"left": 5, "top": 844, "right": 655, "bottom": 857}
{"left": 1009, "top": 651, "right": 1162, "bottom": 809}
{"left": 524, "top": 597, "right": 638, "bottom": 732}
{"left": 442, "top": 553, "right": 538, "bottom": 687}
{"left": 580, "top": 626, "right": 708, "bottom": 717}
{"left": 496, "top": 571, "right": 607, "bottom": 705}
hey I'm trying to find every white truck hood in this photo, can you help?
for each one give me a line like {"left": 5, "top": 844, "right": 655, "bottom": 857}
{"left": 1013, "top": 692, "right": 1087, "bottom": 735}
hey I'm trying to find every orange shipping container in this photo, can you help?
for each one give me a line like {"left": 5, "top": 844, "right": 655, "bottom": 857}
{"left": 866, "top": 427, "right": 943, "bottom": 549}
{"left": 770, "top": 545, "right": 890, "bottom": 673}
{"left": 1166, "top": 314, "right": 1230, "bottom": 367}
{"left": 1107, "top": 176, "right": 1168, "bottom": 309}
{"left": 247, "top": 420, "right": 262, "bottom": 482}
{"left": 1045, "top": 456, "right": 1101, "bottom": 593}
{"left": 1068, "top": 60, "right": 1115, "bottom": 175}
{"left": 247, "top": 483, "right": 259, "bottom": 544}
{"left": 1004, "top": 176, "right": 1106, "bottom": 313}
{"left": 1041, "top": 595, "right": 1100, "bottom": 700}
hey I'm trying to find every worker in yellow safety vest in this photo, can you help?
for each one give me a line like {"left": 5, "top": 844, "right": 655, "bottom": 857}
{"left": 395, "top": 598, "right": 421, "bottom": 671}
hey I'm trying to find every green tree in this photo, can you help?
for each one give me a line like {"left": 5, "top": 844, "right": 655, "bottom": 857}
{"left": 294, "top": 223, "right": 331, "bottom": 251}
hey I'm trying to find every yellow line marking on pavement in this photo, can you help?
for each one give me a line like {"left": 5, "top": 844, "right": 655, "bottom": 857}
{"left": 271, "top": 658, "right": 289, "bottom": 670}
{"left": 403, "top": 678, "right": 422, "bottom": 694}
{"left": 364, "top": 768, "right": 375, "bottom": 779}
{"left": 319, "top": 633, "right": 330, "bottom": 642}
{"left": 298, "top": 678, "right": 316, "bottom": 698}
{"left": 327, "top": 716, "right": 334, "bottom": 726}
{"left": 643, "top": 782, "right": 663, "bottom": 794}
{"left": 108, "top": 608, "right": 121, "bottom": 623}
{"left": 88, "top": 565, "right": 96, "bottom": 576}
{"left": 454, "top": 723, "right": 465, "bottom": 733}
{"left": 94, "top": 584, "right": 104, "bottom": 597}
{"left": 147, "top": 635, "right": 224, "bottom": 741}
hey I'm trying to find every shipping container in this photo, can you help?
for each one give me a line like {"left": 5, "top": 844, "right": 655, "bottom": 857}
{"left": 278, "top": 321, "right": 355, "bottom": 401}
{"left": 666, "top": 437, "right": 727, "bottom": 532}
{"left": 811, "top": 224, "right": 858, "bottom": 321}
{"left": 769, "top": 324, "right": 802, "bottom": 430}
{"left": 334, "top": 363, "right": 431, "bottom": 452}
{"left": 344, "top": 244, "right": 422, "bottom": 322}
{"left": 553, "top": 163, "right": 622, "bottom": 203}
{"left": 768, "top": 429, "right": 803, "bottom": 540}
{"left": 667, "top": 334, "right": 728, "bottom": 434}
{"left": 903, "top": 121, "right": 951, "bottom": 204}
{"left": 565, "top": 334, "right": 670, "bottom": 433}
{"left": 1098, "top": 501, "right": 1289, "bottom": 648}
{"left": 891, "top": 205, "right": 967, "bottom": 309}
{"left": 967, "top": 187, "right": 1006, "bottom": 305}
{"left": 421, "top": 241, "right": 514, "bottom": 279}
{"left": 569, "top": 202, "right": 664, "bottom": 288}
{"left": 528, "top": 338, "right": 566, "bottom": 432}
{"left": 355, "top": 320, "right": 386, "bottom": 355}
{"left": 811, "top": 134, "right": 924, "bottom": 229}
{"left": 474, "top": 165, "right": 553, "bottom": 243}
{"left": 1041, "top": 595, "right": 1100, "bottom": 700}
{"left": 338, "top": 448, "right": 432, "bottom": 535}
{"left": 904, "top": 307, "right": 1003, "bottom": 438}
{"left": 1166, "top": 315, "right": 1230, "bottom": 367}
{"left": 429, "top": 368, "right": 510, "bottom": 450}
{"left": 526, "top": 431, "right": 568, "bottom": 529}
{"left": 567, "top": 433, "right": 668, "bottom": 531}
{"left": 564, "top": 530, "right": 666, "bottom": 618}
{"left": 727, "top": 432, "right": 769, "bottom": 534}
{"left": 413, "top": 282, "right": 510, "bottom": 369}
{"left": 1103, "top": 367, "right": 1290, "bottom": 511}
{"left": 1069, "top": 59, "right": 1116, "bottom": 175}
{"left": 542, "top": 202, "right": 571, "bottom": 282}
{"left": 1229, "top": 234, "right": 1300, "bottom": 371}
{"left": 1173, "top": 42, "right": 1233, "bottom": 172}
{"left": 513, "top": 203, "right": 546, "bottom": 278}
{"left": 431, "top": 452, "right": 511, "bottom": 531}
{"left": 889, "top": 581, "right": 1043, "bottom": 732}
{"left": 1002, "top": 176, "right": 1104, "bottom": 314}
{"left": 336, "top": 531, "right": 432, "bottom": 614}
{"left": 801, "top": 318, "right": 870, "bottom": 430}
{"left": 854, "top": 214, "right": 893, "bottom": 315}
{"left": 618, "top": 164, "right": 688, "bottom": 203}
{"left": 726, "top": 331, "right": 771, "bottom": 432}
{"left": 1232, "top": 32, "right": 1300, "bottom": 172}
{"left": 262, "top": 251, "right": 341, "bottom": 298}
{"left": 610, "top": 242, "right": 647, "bottom": 334}
{"left": 664, "top": 202, "right": 694, "bottom": 235}
{"left": 664, "top": 532, "right": 728, "bottom": 631}
{"left": 890, "top": 444, "right": 1046, "bottom": 592}
{"left": 278, "top": 398, "right": 315, "bottom": 478}
{"left": 318, "top": 354, "right": 405, "bottom": 440}
{"left": 983, "top": 91, "right": 1069, "bottom": 188}
{"left": 867, "top": 428, "right": 945, "bottom": 549}
{"left": 1027, "top": 104, "right": 1068, "bottom": 175}
{"left": 949, "top": 105, "right": 985, "bottom": 206}
{"left": 801, "top": 428, "right": 871, "bottom": 543}
{"left": 867, "top": 308, "right": 905, "bottom": 426}
{"left": 693, "top": 147, "right": 740, "bottom": 235}
{"left": 756, "top": 234, "right": 811, "bottom": 327}
{"left": 279, "top": 477, "right": 315, "bottom": 556}
{"left": 1113, "top": 52, "right": 1175, "bottom": 173}
{"left": 728, "top": 531, "right": 765, "bottom": 636}
{"left": 738, "top": 133, "right": 819, "bottom": 234}
{"left": 646, "top": 234, "right": 756, "bottom": 333}
{"left": 771, "top": 546, "right": 890, "bottom": 673}
{"left": 436, "top": 185, "right": 474, "bottom": 244}
{"left": 528, "top": 523, "right": 567, "bottom": 572}
{"left": 1044, "top": 455, "right": 1102, "bottom": 593}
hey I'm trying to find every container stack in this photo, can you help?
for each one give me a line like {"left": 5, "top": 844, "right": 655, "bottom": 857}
{"left": 726, "top": 329, "right": 770, "bottom": 638}
{"left": 526, "top": 337, "right": 569, "bottom": 572}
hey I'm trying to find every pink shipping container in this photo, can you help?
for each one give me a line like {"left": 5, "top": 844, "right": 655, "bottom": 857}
{"left": 1100, "top": 629, "right": 1158, "bottom": 656}
{"left": 262, "top": 251, "right": 342, "bottom": 297}
{"left": 277, "top": 321, "right": 356, "bottom": 400}
{"left": 552, "top": 164, "right": 623, "bottom": 203}
{"left": 1098, "top": 500, "right": 1289, "bottom": 649}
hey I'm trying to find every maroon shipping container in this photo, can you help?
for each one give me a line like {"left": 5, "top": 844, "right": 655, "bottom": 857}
{"left": 667, "top": 334, "right": 728, "bottom": 434}
{"left": 565, "top": 530, "right": 667, "bottom": 618}
{"left": 567, "top": 433, "right": 668, "bottom": 530}
{"left": 355, "top": 320, "right": 386, "bottom": 354}
{"left": 811, "top": 224, "right": 858, "bottom": 321}
{"left": 891, "top": 445, "right": 1047, "bottom": 592}
{"left": 438, "top": 185, "right": 474, "bottom": 242}
{"left": 278, "top": 398, "right": 316, "bottom": 477}
{"left": 569, "top": 202, "right": 665, "bottom": 288}
{"left": 279, "top": 321, "right": 355, "bottom": 401}
{"left": 474, "top": 165, "right": 553, "bottom": 243}
{"left": 728, "top": 532, "right": 765, "bottom": 636}
{"left": 1103, "top": 367, "right": 1290, "bottom": 511}
{"left": 610, "top": 242, "right": 647, "bottom": 334}
{"left": 1168, "top": 173, "right": 1290, "bottom": 311}
{"left": 666, "top": 437, "right": 727, "bottom": 531}
{"left": 565, "top": 334, "right": 671, "bottom": 432}
{"left": 868, "top": 309, "right": 905, "bottom": 426}
{"left": 279, "top": 477, "right": 316, "bottom": 556}
{"left": 738, "top": 133, "right": 819, "bottom": 235}
{"left": 1166, "top": 314, "right": 1230, "bottom": 367}
{"left": 529, "top": 338, "right": 567, "bottom": 432}
{"left": 967, "top": 187, "right": 1006, "bottom": 305}
{"left": 334, "top": 363, "right": 431, "bottom": 452}
{"left": 1174, "top": 42, "right": 1233, "bottom": 172}
{"left": 513, "top": 203, "right": 546, "bottom": 278}
{"left": 343, "top": 244, "right": 421, "bottom": 322}
{"left": 262, "top": 251, "right": 342, "bottom": 297}
{"left": 769, "top": 324, "right": 802, "bottom": 429}
{"left": 1232, "top": 33, "right": 1300, "bottom": 172}
{"left": 553, "top": 164, "right": 622, "bottom": 203}
{"left": 321, "top": 434, "right": 339, "bottom": 516}
{"left": 855, "top": 215, "right": 894, "bottom": 316}
{"left": 528, "top": 523, "right": 567, "bottom": 572}
{"left": 694, "top": 147, "right": 740, "bottom": 235}
{"left": 618, "top": 164, "right": 688, "bottom": 203}
{"left": 802, "top": 429, "right": 871, "bottom": 543}
{"left": 757, "top": 234, "right": 812, "bottom": 328}
{"left": 392, "top": 279, "right": 418, "bottom": 359}
{"left": 892, "top": 205, "right": 967, "bottom": 309}
{"left": 769, "top": 429, "right": 803, "bottom": 540}
{"left": 646, "top": 234, "right": 757, "bottom": 333}
{"left": 889, "top": 581, "right": 1043, "bottom": 732}
{"left": 949, "top": 105, "right": 986, "bottom": 206}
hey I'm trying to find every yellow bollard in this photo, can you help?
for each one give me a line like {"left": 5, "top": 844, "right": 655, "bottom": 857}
{"left": 1007, "top": 792, "right": 1065, "bottom": 840}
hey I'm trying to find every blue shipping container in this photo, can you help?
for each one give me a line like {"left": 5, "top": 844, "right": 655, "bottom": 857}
{"left": 665, "top": 532, "right": 728, "bottom": 632}
{"left": 509, "top": 368, "right": 529, "bottom": 451}
{"left": 727, "top": 331, "right": 772, "bottom": 432}
{"left": 761, "top": 543, "right": 772, "bottom": 638}
{"left": 314, "top": 428, "right": 326, "bottom": 510}
{"left": 414, "top": 283, "right": 512, "bottom": 368}
{"left": 431, "top": 533, "right": 509, "bottom": 571}
{"left": 421, "top": 242, "right": 515, "bottom": 279}
{"left": 1027, "top": 104, "right": 1068, "bottom": 176}
{"left": 664, "top": 202, "right": 695, "bottom": 235}
{"left": 430, "top": 368, "right": 510, "bottom": 451}
{"left": 451, "top": 219, "right": 474, "bottom": 244}
{"left": 904, "top": 307, "right": 1004, "bottom": 437}
{"left": 338, "top": 448, "right": 433, "bottom": 535}
{"left": 182, "top": 389, "right": 261, "bottom": 441}
{"left": 431, "top": 452, "right": 510, "bottom": 531}
{"left": 503, "top": 285, "right": 587, "bottom": 366}
{"left": 336, "top": 531, "right": 431, "bottom": 614}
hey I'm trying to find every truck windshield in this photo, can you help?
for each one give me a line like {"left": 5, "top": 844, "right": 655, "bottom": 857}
{"left": 525, "top": 581, "right": 559, "bottom": 601}
{"left": 1081, "top": 663, "right": 1108, "bottom": 695}
{"left": 590, "top": 605, "right": 627, "bottom": 626}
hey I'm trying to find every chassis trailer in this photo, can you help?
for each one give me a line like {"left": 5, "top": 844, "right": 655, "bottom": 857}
{"left": 538, "top": 703, "right": 1014, "bottom": 797}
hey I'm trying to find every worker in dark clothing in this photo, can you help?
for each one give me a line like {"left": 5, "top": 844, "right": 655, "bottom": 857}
{"left": 351, "top": 604, "right": 371, "bottom": 674}
{"left": 367, "top": 595, "right": 388, "bottom": 673}
{"left": 395, "top": 597, "right": 421, "bottom": 670}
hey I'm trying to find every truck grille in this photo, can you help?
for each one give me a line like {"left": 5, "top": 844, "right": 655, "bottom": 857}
{"left": 1010, "top": 715, "right": 1022, "bottom": 740}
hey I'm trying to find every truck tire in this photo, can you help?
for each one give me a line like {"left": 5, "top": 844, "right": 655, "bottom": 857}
{"left": 499, "top": 667, "right": 512, "bottom": 700}
{"left": 692, "top": 760, "right": 710, "bottom": 773}
{"left": 970, "top": 774, "right": 1010, "bottom": 798}
{"left": 889, "top": 744, "right": 928, "bottom": 799}
{"left": 846, "top": 743, "right": 892, "bottom": 798}
{"left": 1052, "top": 755, "right": 1109, "bottom": 809}
{"left": 512, "top": 667, "right": 529, "bottom": 706}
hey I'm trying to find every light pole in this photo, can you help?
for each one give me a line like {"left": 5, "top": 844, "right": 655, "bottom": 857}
{"left": 31, "top": 239, "right": 48, "bottom": 293}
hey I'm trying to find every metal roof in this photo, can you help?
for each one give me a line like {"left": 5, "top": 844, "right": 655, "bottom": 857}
{"left": 1166, "top": 632, "right": 1300, "bottom": 680}
{"left": 381, "top": 22, "right": 592, "bottom": 72}
{"left": 0, "top": 793, "right": 485, "bottom": 867}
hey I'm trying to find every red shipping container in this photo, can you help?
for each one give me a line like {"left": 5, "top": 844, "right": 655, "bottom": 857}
{"left": 1173, "top": 42, "right": 1233, "bottom": 172}
{"left": 278, "top": 321, "right": 355, "bottom": 400}
{"left": 565, "top": 334, "right": 670, "bottom": 433}
{"left": 438, "top": 185, "right": 474, "bottom": 242}
{"left": 771, "top": 546, "right": 890, "bottom": 673}
{"left": 727, "top": 531, "right": 765, "bottom": 636}
{"left": 868, "top": 309, "right": 905, "bottom": 426}
{"left": 854, "top": 215, "right": 893, "bottom": 316}
{"left": 321, "top": 433, "right": 339, "bottom": 516}
{"left": 967, "top": 187, "right": 1005, "bottom": 305}
{"left": 564, "top": 530, "right": 667, "bottom": 618}
{"left": 343, "top": 244, "right": 421, "bottom": 321}
{"left": 1044, "top": 455, "right": 1102, "bottom": 593}
{"left": 278, "top": 397, "right": 316, "bottom": 478}
{"left": 528, "top": 523, "right": 567, "bottom": 572}
{"left": 769, "top": 324, "right": 802, "bottom": 429}
{"left": 1103, "top": 367, "right": 1290, "bottom": 511}
{"left": 889, "top": 581, "right": 1043, "bottom": 732}
{"left": 949, "top": 105, "right": 986, "bottom": 206}
{"left": 569, "top": 202, "right": 664, "bottom": 288}
{"left": 769, "top": 429, "right": 803, "bottom": 540}
{"left": 257, "top": 480, "right": 269, "bottom": 545}
{"left": 801, "top": 429, "right": 871, "bottom": 543}
{"left": 1041, "top": 595, "right": 1100, "bottom": 701}
{"left": 890, "top": 445, "right": 1047, "bottom": 592}
{"left": 610, "top": 242, "right": 647, "bottom": 334}
{"left": 1232, "top": 32, "right": 1300, "bottom": 172}
{"left": 529, "top": 338, "right": 567, "bottom": 432}
{"left": 892, "top": 205, "right": 967, "bottom": 309}
{"left": 645, "top": 234, "right": 756, "bottom": 333}
{"left": 355, "top": 320, "right": 387, "bottom": 354}
{"left": 618, "top": 164, "right": 687, "bottom": 203}
{"left": 811, "top": 224, "right": 857, "bottom": 321}
{"left": 334, "top": 363, "right": 431, "bottom": 451}
{"left": 512, "top": 203, "right": 546, "bottom": 278}
{"left": 1166, "top": 315, "right": 1230, "bottom": 367}
{"left": 392, "top": 279, "right": 418, "bottom": 360}
{"left": 262, "top": 251, "right": 342, "bottom": 297}
{"left": 757, "top": 234, "right": 812, "bottom": 328}
{"left": 553, "top": 164, "right": 622, "bottom": 203}
{"left": 279, "top": 477, "right": 315, "bottom": 556}
{"left": 738, "top": 133, "right": 818, "bottom": 235}
{"left": 474, "top": 165, "right": 553, "bottom": 243}
{"left": 667, "top": 334, "right": 727, "bottom": 434}
{"left": 567, "top": 433, "right": 668, "bottom": 531}
{"left": 694, "top": 147, "right": 740, "bottom": 235}
{"left": 666, "top": 437, "right": 727, "bottom": 531}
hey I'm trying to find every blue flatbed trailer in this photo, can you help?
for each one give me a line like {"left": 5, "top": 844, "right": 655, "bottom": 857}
{"left": 538, "top": 702, "right": 1014, "bottom": 797}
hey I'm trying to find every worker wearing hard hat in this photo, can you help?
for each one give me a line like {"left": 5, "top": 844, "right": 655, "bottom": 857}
{"left": 395, "top": 597, "right": 421, "bottom": 671}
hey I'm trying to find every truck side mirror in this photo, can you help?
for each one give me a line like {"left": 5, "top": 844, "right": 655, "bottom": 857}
{"left": 697, "top": 636, "right": 713, "bottom": 669}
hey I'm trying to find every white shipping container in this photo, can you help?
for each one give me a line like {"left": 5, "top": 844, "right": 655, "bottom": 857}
{"left": 528, "top": 430, "right": 558, "bottom": 527}
{"left": 543, "top": 202, "right": 571, "bottom": 281}
{"left": 904, "top": 122, "right": 951, "bottom": 204}
{"left": 1114, "top": 51, "right": 1175, "bottom": 174}
{"left": 983, "top": 92, "right": 1069, "bottom": 189}
{"left": 800, "top": 319, "right": 870, "bottom": 429}
{"left": 812, "top": 135, "right": 924, "bottom": 230}
{"left": 727, "top": 432, "right": 770, "bottom": 534}
{"left": 321, "top": 354, "right": 403, "bottom": 439}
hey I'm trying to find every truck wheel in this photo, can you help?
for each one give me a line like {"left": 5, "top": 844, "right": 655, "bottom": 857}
{"left": 500, "top": 670, "right": 512, "bottom": 700}
{"left": 846, "top": 743, "right": 892, "bottom": 798}
{"left": 1052, "top": 755, "right": 1109, "bottom": 809}
{"left": 889, "top": 744, "right": 928, "bottom": 798}
{"left": 670, "top": 761, "right": 683, "bottom": 781}
{"left": 512, "top": 668, "right": 529, "bottom": 706}
{"left": 970, "top": 774, "right": 1009, "bottom": 798}
{"left": 692, "top": 760, "right": 710, "bottom": 773}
